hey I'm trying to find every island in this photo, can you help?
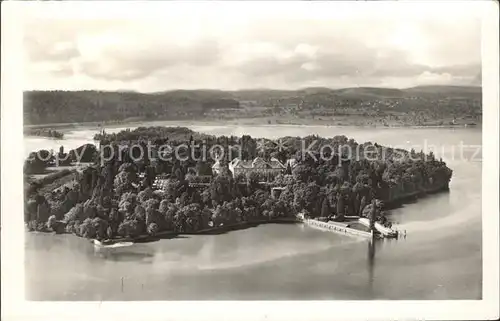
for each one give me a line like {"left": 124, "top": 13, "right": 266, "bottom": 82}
{"left": 24, "top": 126, "right": 453, "bottom": 242}
{"left": 24, "top": 128, "right": 64, "bottom": 139}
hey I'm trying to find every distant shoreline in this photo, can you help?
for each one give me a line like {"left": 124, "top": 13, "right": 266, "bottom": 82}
{"left": 24, "top": 116, "right": 482, "bottom": 132}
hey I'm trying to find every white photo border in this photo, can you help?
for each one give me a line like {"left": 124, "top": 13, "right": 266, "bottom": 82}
{"left": 1, "top": 1, "right": 498, "bottom": 320}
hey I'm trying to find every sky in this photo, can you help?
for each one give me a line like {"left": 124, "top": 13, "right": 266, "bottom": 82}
{"left": 21, "top": 1, "right": 483, "bottom": 92}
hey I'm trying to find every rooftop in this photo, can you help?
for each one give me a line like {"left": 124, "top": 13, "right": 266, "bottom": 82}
{"left": 230, "top": 157, "right": 285, "bottom": 170}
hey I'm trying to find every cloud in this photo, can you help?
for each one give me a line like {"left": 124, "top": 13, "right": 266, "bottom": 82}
{"left": 24, "top": 19, "right": 222, "bottom": 81}
{"left": 76, "top": 37, "right": 221, "bottom": 81}
{"left": 22, "top": 3, "right": 482, "bottom": 91}
{"left": 416, "top": 71, "right": 455, "bottom": 86}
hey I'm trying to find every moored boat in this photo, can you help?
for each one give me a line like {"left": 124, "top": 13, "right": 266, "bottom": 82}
{"left": 92, "top": 239, "right": 134, "bottom": 249}
{"left": 358, "top": 218, "right": 399, "bottom": 238}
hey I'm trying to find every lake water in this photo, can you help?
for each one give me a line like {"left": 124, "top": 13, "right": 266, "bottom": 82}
{"left": 24, "top": 123, "right": 482, "bottom": 300}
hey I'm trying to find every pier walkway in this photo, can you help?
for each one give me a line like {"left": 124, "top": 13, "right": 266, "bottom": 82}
{"left": 302, "top": 219, "right": 373, "bottom": 239}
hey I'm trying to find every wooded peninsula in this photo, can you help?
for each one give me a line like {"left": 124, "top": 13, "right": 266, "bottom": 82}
{"left": 24, "top": 126, "right": 453, "bottom": 241}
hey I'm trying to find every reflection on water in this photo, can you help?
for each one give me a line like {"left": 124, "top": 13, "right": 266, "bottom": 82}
{"left": 367, "top": 237, "right": 376, "bottom": 296}
{"left": 93, "top": 249, "right": 156, "bottom": 263}
{"left": 24, "top": 125, "right": 482, "bottom": 300}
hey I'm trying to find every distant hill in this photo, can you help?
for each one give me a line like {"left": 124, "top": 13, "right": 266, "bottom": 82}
{"left": 229, "top": 85, "right": 481, "bottom": 101}
{"left": 23, "top": 85, "right": 482, "bottom": 125}
{"left": 23, "top": 90, "right": 240, "bottom": 125}
{"left": 331, "top": 87, "right": 406, "bottom": 99}
{"left": 403, "top": 85, "right": 481, "bottom": 98}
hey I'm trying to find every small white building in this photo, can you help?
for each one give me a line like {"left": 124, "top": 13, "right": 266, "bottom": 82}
{"left": 152, "top": 174, "right": 170, "bottom": 190}
{"left": 286, "top": 158, "right": 298, "bottom": 170}
{"left": 228, "top": 157, "right": 285, "bottom": 178}
{"left": 212, "top": 160, "right": 223, "bottom": 175}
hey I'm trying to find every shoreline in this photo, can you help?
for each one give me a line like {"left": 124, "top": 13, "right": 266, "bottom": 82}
{"left": 24, "top": 117, "right": 481, "bottom": 133}
{"left": 381, "top": 184, "right": 450, "bottom": 210}
{"left": 39, "top": 217, "right": 300, "bottom": 244}
{"left": 26, "top": 184, "right": 452, "bottom": 244}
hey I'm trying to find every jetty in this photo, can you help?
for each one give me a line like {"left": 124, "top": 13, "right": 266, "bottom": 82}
{"left": 301, "top": 218, "right": 373, "bottom": 239}
{"left": 297, "top": 211, "right": 399, "bottom": 239}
